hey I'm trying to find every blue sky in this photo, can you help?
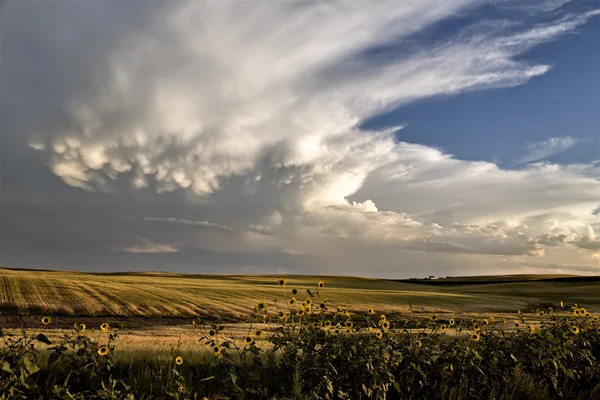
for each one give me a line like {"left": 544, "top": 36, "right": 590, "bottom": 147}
{"left": 364, "top": 2, "right": 599, "bottom": 165}
{"left": 1, "top": 0, "right": 599, "bottom": 277}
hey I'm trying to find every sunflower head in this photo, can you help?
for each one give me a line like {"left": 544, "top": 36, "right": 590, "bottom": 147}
{"left": 212, "top": 346, "right": 221, "bottom": 355}
{"left": 449, "top": 318, "right": 455, "bottom": 326}
{"left": 489, "top": 317, "right": 495, "bottom": 322}
{"left": 244, "top": 336, "right": 254, "bottom": 345}
{"left": 471, "top": 333, "right": 480, "bottom": 342}
{"left": 574, "top": 309, "right": 581, "bottom": 316}
{"left": 571, "top": 326, "right": 580, "bottom": 334}
{"left": 78, "top": 323, "right": 86, "bottom": 331}
{"left": 278, "top": 278, "right": 286, "bottom": 287}
{"left": 292, "top": 288, "right": 298, "bottom": 295}
{"left": 178, "top": 386, "right": 184, "bottom": 393}
{"left": 482, "top": 319, "right": 489, "bottom": 325}
{"left": 41, "top": 316, "right": 51, "bottom": 325}
{"left": 297, "top": 309, "right": 305, "bottom": 316}
{"left": 320, "top": 302, "right": 326, "bottom": 309}
{"left": 382, "top": 320, "right": 391, "bottom": 330}
{"left": 97, "top": 346, "right": 109, "bottom": 356}
{"left": 175, "top": 356, "right": 183, "bottom": 365}
{"left": 345, "top": 321, "right": 353, "bottom": 328}
{"left": 375, "top": 330, "right": 383, "bottom": 339}
{"left": 380, "top": 314, "right": 386, "bottom": 321}
{"left": 100, "top": 322, "right": 109, "bottom": 332}
{"left": 256, "top": 302, "right": 267, "bottom": 311}
{"left": 440, "top": 324, "right": 447, "bottom": 331}
{"left": 288, "top": 297, "right": 296, "bottom": 306}
{"left": 430, "top": 314, "right": 439, "bottom": 322}
{"left": 383, "top": 354, "right": 390, "bottom": 363}
{"left": 318, "top": 281, "right": 324, "bottom": 288}
{"left": 209, "top": 329, "right": 216, "bottom": 336}
{"left": 415, "top": 340, "right": 422, "bottom": 348}
{"left": 278, "top": 311, "right": 286, "bottom": 320}
{"left": 255, "top": 330, "right": 262, "bottom": 337}
{"left": 368, "top": 308, "right": 375, "bottom": 314}
{"left": 527, "top": 325, "right": 535, "bottom": 334}
{"left": 515, "top": 321, "right": 520, "bottom": 327}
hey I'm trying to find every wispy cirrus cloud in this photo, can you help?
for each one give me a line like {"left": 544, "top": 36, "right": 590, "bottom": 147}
{"left": 514, "top": 136, "right": 580, "bottom": 164}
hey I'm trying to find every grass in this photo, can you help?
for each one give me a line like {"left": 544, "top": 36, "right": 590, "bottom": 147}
{"left": 1, "top": 267, "right": 599, "bottom": 320}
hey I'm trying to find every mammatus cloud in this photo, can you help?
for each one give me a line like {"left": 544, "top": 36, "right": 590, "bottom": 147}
{"left": 17, "top": 1, "right": 600, "bottom": 274}
{"left": 514, "top": 136, "right": 580, "bottom": 164}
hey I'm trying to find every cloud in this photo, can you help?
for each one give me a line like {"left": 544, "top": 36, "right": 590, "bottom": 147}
{"left": 2, "top": 1, "right": 599, "bottom": 275}
{"left": 514, "top": 136, "right": 580, "bottom": 164}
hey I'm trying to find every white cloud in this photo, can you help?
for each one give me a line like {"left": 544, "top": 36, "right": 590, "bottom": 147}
{"left": 515, "top": 136, "right": 580, "bottom": 164}
{"left": 24, "top": 1, "right": 600, "bottom": 274}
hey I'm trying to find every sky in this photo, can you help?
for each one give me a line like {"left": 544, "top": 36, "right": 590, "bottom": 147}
{"left": 0, "top": 0, "right": 599, "bottom": 278}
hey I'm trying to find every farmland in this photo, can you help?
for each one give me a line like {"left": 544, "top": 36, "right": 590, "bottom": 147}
{"left": 1, "top": 267, "right": 599, "bottom": 323}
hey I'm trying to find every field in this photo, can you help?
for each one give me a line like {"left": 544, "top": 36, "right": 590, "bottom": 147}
{"left": 2, "top": 267, "right": 600, "bottom": 321}
{"left": 1, "top": 267, "right": 600, "bottom": 399}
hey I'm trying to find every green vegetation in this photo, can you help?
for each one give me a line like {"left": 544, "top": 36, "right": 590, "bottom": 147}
{"left": 1, "top": 277, "right": 599, "bottom": 399}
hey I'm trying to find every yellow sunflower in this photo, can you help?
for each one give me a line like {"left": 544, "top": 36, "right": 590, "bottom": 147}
{"left": 256, "top": 302, "right": 267, "bottom": 311}
{"left": 345, "top": 321, "right": 353, "bottom": 328}
{"left": 571, "top": 326, "right": 579, "bottom": 334}
{"left": 489, "top": 317, "right": 495, "bottom": 322}
{"left": 375, "top": 329, "right": 383, "bottom": 339}
{"left": 318, "top": 281, "right": 324, "bottom": 288}
{"left": 297, "top": 308, "right": 305, "bottom": 317}
{"left": 244, "top": 336, "right": 254, "bottom": 345}
{"left": 415, "top": 340, "right": 422, "bottom": 348}
{"left": 482, "top": 319, "right": 489, "bottom": 325}
{"left": 41, "top": 316, "right": 51, "bottom": 325}
{"left": 515, "top": 321, "right": 520, "bottom": 328}
{"left": 527, "top": 325, "right": 535, "bottom": 334}
{"left": 100, "top": 322, "right": 109, "bottom": 332}
{"left": 471, "top": 333, "right": 480, "bottom": 342}
{"left": 78, "top": 323, "right": 86, "bottom": 331}
{"left": 449, "top": 318, "right": 455, "bottom": 326}
{"left": 292, "top": 288, "right": 298, "bottom": 295}
{"left": 368, "top": 308, "right": 375, "bottom": 314}
{"left": 255, "top": 330, "right": 262, "bottom": 337}
{"left": 212, "top": 346, "right": 221, "bottom": 355}
{"left": 383, "top": 354, "right": 390, "bottom": 363}
{"left": 288, "top": 297, "right": 296, "bottom": 306}
{"left": 573, "top": 309, "right": 581, "bottom": 316}
{"left": 430, "top": 314, "right": 439, "bottom": 322}
{"left": 175, "top": 356, "right": 183, "bottom": 365}
{"left": 278, "top": 278, "right": 286, "bottom": 286}
{"left": 97, "top": 346, "right": 109, "bottom": 356}
{"left": 209, "top": 329, "right": 216, "bottom": 336}
{"left": 382, "top": 320, "right": 391, "bottom": 330}
{"left": 178, "top": 386, "right": 184, "bottom": 393}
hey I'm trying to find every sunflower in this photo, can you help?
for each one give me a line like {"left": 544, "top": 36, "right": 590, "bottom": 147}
{"left": 580, "top": 307, "right": 587, "bottom": 314}
{"left": 212, "top": 346, "right": 221, "bottom": 355}
{"left": 380, "top": 314, "right": 386, "bottom": 321}
{"left": 263, "top": 315, "right": 272, "bottom": 323}
{"left": 318, "top": 281, "right": 324, "bottom": 288}
{"left": 571, "top": 326, "right": 579, "bottom": 334}
{"left": 297, "top": 308, "right": 305, "bottom": 317}
{"left": 320, "top": 303, "right": 326, "bottom": 309}
{"left": 382, "top": 320, "right": 391, "bottom": 330}
{"left": 548, "top": 307, "right": 553, "bottom": 313}
{"left": 567, "top": 339, "right": 574, "bottom": 345}
{"left": 585, "top": 312, "right": 591, "bottom": 318}
{"left": 368, "top": 308, "right": 375, "bottom": 314}
{"left": 345, "top": 327, "right": 352, "bottom": 333}
{"left": 375, "top": 330, "right": 383, "bottom": 339}
{"left": 489, "top": 317, "right": 495, "bottom": 322}
{"left": 527, "top": 325, "right": 535, "bottom": 334}
{"left": 449, "top": 318, "right": 455, "bottom": 326}
{"left": 515, "top": 321, "right": 521, "bottom": 328}
{"left": 209, "top": 329, "right": 216, "bottom": 336}
{"left": 41, "top": 316, "right": 51, "bottom": 325}
{"left": 78, "top": 323, "right": 86, "bottom": 331}
{"left": 288, "top": 297, "right": 296, "bottom": 306}
{"left": 345, "top": 311, "right": 351, "bottom": 319}
{"left": 255, "top": 330, "right": 263, "bottom": 337}
{"left": 305, "top": 298, "right": 312, "bottom": 306}
{"left": 430, "top": 314, "right": 439, "bottom": 322}
{"left": 244, "top": 336, "right": 254, "bottom": 345}
{"left": 482, "top": 319, "right": 489, "bottom": 325}
{"left": 406, "top": 308, "right": 412, "bottom": 313}
{"left": 175, "top": 356, "right": 183, "bottom": 365}
{"left": 471, "top": 333, "right": 480, "bottom": 342}
{"left": 256, "top": 302, "right": 267, "bottom": 311}
{"left": 415, "top": 340, "right": 422, "bottom": 348}
{"left": 573, "top": 309, "right": 581, "bottom": 316}
{"left": 278, "top": 278, "right": 286, "bottom": 286}
{"left": 594, "top": 316, "right": 599, "bottom": 321}
{"left": 344, "top": 321, "right": 353, "bottom": 329}
{"left": 178, "top": 386, "right": 184, "bottom": 393}
{"left": 97, "top": 346, "right": 109, "bottom": 356}
{"left": 560, "top": 301, "right": 564, "bottom": 308}
{"left": 440, "top": 324, "right": 447, "bottom": 332}
{"left": 368, "top": 327, "right": 373, "bottom": 333}
{"left": 100, "top": 322, "right": 109, "bottom": 332}
{"left": 383, "top": 354, "right": 390, "bottom": 363}
{"left": 473, "top": 324, "right": 480, "bottom": 332}
{"left": 354, "top": 326, "right": 361, "bottom": 332}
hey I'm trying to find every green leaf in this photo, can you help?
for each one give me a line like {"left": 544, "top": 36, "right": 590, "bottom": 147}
{"left": 2, "top": 361, "right": 11, "bottom": 372}
{"left": 200, "top": 375, "right": 216, "bottom": 382}
{"left": 36, "top": 333, "right": 52, "bottom": 345}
